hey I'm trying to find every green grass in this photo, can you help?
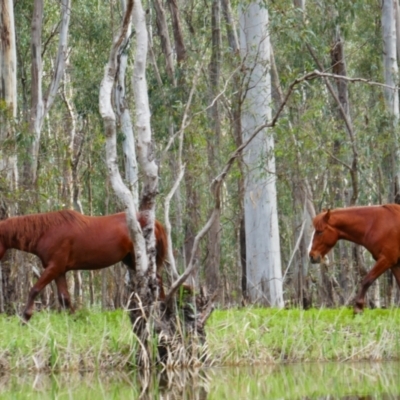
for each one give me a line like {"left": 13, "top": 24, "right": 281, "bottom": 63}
{"left": 0, "top": 308, "right": 138, "bottom": 372}
{"left": 0, "top": 306, "right": 399, "bottom": 372}
{"left": 207, "top": 307, "right": 400, "bottom": 365}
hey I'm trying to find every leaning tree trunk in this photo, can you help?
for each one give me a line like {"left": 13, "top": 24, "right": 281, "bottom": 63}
{"left": 100, "top": 0, "right": 214, "bottom": 368}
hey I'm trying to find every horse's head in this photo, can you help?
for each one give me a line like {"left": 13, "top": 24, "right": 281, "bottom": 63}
{"left": 308, "top": 209, "right": 339, "bottom": 264}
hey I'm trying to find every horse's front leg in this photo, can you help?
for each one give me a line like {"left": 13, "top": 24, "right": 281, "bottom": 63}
{"left": 23, "top": 263, "right": 60, "bottom": 322}
{"left": 354, "top": 257, "right": 392, "bottom": 314}
{"left": 55, "top": 273, "right": 74, "bottom": 313}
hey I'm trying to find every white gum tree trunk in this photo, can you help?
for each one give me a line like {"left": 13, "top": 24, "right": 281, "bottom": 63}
{"left": 239, "top": 2, "right": 283, "bottom": 307}
{"left": 99, "top": 0, "right": 148, "bottom": 275}
{"left": 383, "top": 0, "right": 399, "bottom": 118}
{"left": 117, "top": 0, "right": 139, "bottom": 206}
{"left": 0, "top": 0, "right": 18, "bottom": 191}
{"left": 382, "top": 1, "right": 400, "bottom": 202}
{"left": 382, "top": 0, "right": 400, "bottom": 305}
{"left": 24, "top": 0, "right": 70, "bottom": 185}
{"left": 132, "top": 0, "right": 158, "bottom": 279}
{"left": 0, "top": 0, "right": 18, "bottom": 314}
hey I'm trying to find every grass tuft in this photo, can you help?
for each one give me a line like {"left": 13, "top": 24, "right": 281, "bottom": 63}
{"left": 207, "top": 307, "right": 400, "bottom": 365}
{"left": 0, "top": 306, "right": 399, "bottom": 372}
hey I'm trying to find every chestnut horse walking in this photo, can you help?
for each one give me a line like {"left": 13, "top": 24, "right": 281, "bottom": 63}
{"left": 0, "top": 210, "right": 167, "bottom": 321}
{"left": 308, "top": 204, "right": 400, "bottom": 313}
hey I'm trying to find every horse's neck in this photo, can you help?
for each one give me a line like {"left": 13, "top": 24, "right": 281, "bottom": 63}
{"left": 0, "top": 218, "right": 33, "bottom": 252}
{"left": 332, "top": 211, "right": 370, "bottom": 245}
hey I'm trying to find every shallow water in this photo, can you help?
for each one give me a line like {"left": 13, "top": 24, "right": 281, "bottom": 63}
{"left": 1, "top": 362, "right": 400, "bottom": 399}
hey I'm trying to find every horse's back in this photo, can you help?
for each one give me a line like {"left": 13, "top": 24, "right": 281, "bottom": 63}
{"left": 382, "top": 203, "right": 400, "bottom": 217}
{"left": 37, "top": 212, "right": 132, "bottom": 269}
{"left": 36, "top": 210, "right": 167, "bottom": 271}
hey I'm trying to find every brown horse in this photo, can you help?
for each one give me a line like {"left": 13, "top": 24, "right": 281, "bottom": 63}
{"left": 0, "top": 210, "right": 167, "bottom": 321}
{"left": 308, "top": 204, "right": 400, "bottom": 313}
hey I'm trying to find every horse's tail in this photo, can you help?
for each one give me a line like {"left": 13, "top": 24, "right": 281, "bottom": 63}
{"left": 155, "top": 219, "right": 168, "bottom": 272}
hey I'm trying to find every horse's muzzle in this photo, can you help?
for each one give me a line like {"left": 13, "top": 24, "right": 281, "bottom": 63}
{"left": 309, "top": 254, "right": 321, "bottom": 264}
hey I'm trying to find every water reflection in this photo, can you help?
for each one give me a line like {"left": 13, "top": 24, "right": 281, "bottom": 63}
{"left": 0, "top": 362, "right": 399, "bottom": 399}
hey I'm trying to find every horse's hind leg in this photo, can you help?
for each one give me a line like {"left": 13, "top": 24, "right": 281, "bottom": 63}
{"left": 390, "top": 265, "right": 400, "bottom": 291}
{"left": 23, "top": 263, "right": 61, "bottom": 322}
{"left": 55, "top": 274, "right": 74, "bottom": 313}
{"left": 354, "top": 258, "right": 392, "bottom": 314}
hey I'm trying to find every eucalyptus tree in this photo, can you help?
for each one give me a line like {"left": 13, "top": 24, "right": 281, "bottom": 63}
{"left": 239, "top": 1, "right": 283, "bottom": 307}
{"left": 23, "top": 0, "right": 71, "bottom": 189}
{"left": 382, "top": 0, "right": 400, "bottom": 202}
{"left": 0, "top": 0, "right": 18, "bottom": 314}
{"left": 100, "top": 0, "right": 216, "bottom": 365}
{"left": 205, "top": 0, "right": 222, "bottom": 295}
{"left": 0, "top": 0, "right": 18, "bottom": 195}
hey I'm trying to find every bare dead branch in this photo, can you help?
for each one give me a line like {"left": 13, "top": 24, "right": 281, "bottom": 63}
{"left": 166, "top": 67, "right": 393, "bottom": 299}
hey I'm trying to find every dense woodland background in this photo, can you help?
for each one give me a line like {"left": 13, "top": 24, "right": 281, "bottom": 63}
{"left": 1, "top": 0, "right": 400, "bottom": 315}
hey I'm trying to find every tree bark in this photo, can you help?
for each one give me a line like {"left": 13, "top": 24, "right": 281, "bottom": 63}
{"left": 153, "top": 0, "right": 176, "bottom": 84}
{"left": 382, "top": 0, "right": 400, "bottom": 202}
{"left": 99, "top": 0, "right": 147, "bottom": 274}
{"left": 239, "top": 2, "right": 283, "bottom": 307}
{"left": 205, "top": 0, "right": 222, "bottom": 295}
{"left": 167, "top": 0, "right": 186, "bottom": 64}
{"left": 221, "top": 0, "right": 246, "bottom": 302}
{"left": 382, "top": 0, "right": 400, "bottom": 307}
{"left": 0, "top": 0, "right": 18, "bottom": 193}
{"left": 0, "top": 0, "right": 18, "bottom": 314}
{"left": 24, "top": 0, "right": 70, "bottom": 188}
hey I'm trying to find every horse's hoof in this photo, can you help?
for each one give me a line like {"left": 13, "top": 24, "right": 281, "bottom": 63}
{"left": 21, "top": 311, "right": 32, "bottom": 323}
{"left": 353, "top": 306, "right": 364, "bottom": 315}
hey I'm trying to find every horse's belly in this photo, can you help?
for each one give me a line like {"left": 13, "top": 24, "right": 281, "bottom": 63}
{"left": 68, "top": 239, "right": 131, "bottom": 270}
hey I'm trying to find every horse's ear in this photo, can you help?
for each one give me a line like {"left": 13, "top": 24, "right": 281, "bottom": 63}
{"left": 323, "top": 209, "right": 331, "bottom": 222}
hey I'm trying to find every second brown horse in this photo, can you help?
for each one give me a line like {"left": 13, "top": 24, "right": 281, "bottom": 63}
{"left": 308, "top": 204, "right": 400, "bottom": 313}
{"left": 0, "top": 210, "right": 167, "bottom": 321}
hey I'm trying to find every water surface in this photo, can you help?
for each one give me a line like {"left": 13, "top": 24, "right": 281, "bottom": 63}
{"left": 1, "top": 361, "right": 400, "bottom": 399}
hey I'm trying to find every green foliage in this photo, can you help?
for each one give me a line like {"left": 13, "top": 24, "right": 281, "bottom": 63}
{"left": 6, "top": 0, "right": 400, "bottom": 308}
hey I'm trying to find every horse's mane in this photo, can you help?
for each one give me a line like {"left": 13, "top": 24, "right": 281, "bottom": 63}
{"left": 0, "top": 210, "right": 87, "bottom": 251}
{"left": 314, "top": 204, "right": 400, "bottom": 230}
{"left": 313, "top": 212, "right": 328, "bottom": 230}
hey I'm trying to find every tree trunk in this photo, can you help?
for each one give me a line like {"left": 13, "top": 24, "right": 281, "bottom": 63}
{"left": 153, "top": 0, "right": 176, "bottom": 84}
{"left": 270, "top": 33, "right": 314, "bottom": 308}
{"left": 100, "top": 0, "right": 214, "bottom": 367}
{"left": 239, "top": 2, "right": 283, "bottom": 307}
{"left": 382, "top": 0, "right": 400, "bottom": 308}
{"left": 382, "top": 0, "right": 400, "bottom": 202}
{"left": 61, "top": 59, "right": 84, "bottom": 307}
{"left": 24, "top": 0, "right": 70, "bottom": 188}
{"left": 0, "top": 0, "right": 18, "bottom": 194}
{"left": 222, "top": 0, "right": 246, "bottom": 303}
{"left": 0, "top": 0, "right": 18, "bottom": 314}
{"left": 167, "top": 0, "right": 186, "bottom": 64}
{"left": 205, "top": 0, "right": 222, "bottom": 295}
